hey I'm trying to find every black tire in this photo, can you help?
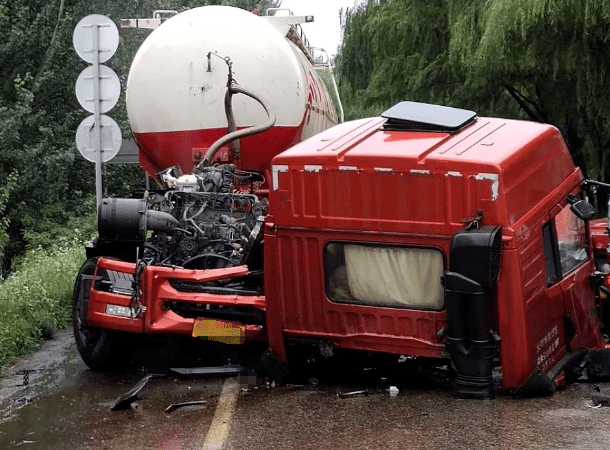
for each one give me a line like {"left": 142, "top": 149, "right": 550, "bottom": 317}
{"left": 73, "top": 258, "right": 131, "bottom": 371}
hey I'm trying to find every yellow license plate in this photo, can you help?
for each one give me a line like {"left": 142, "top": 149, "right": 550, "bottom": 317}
{"left": 192, "top": 318, "right": 245, "bottom": 345}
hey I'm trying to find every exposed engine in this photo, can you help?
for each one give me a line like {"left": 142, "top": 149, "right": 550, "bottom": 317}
{"left": 98, "top": 164, "right": 266, "bottom": 270}
{"left": 148, "top": 164, "right": 266, "bottom": 269}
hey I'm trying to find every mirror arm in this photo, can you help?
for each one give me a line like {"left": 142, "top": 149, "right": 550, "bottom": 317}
{"left": 582, "top": 180, "right": 610, "bottom": 190}
{"left": 581, "top": 180, "right": 610, "bottom": 234}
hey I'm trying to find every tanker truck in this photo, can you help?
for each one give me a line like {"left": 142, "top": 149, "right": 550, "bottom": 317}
{"left": 74, "top": 7, "right": 610, "bottom": 399}
{"left": 73, "top": 5, "right": 338, "bottom": 370}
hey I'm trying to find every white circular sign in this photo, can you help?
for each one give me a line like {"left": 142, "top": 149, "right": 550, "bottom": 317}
{"left": 75, "top": 65, "right": 121, "bottom": 113}
{"left": 76, "top": 115, "right": 122, "bottom": 163}
{"left": 73, "top": 14, "right": 119, "bottom": 64}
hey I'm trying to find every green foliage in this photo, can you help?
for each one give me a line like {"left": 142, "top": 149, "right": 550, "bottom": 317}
{"left": 210, "top": 0, "right": 281, "bottom": 10}
{"left": 0, "top": 235, "right": 89, "bottom": 368}
{"left": 337, "top": 0, "right": 610, "bottom": 179}
{"left": 18, "top": 198, "right": 96, "bottom": 257}
{"left": 317, "top": 67, "right": 343, "bottom": 122}
{"left": 0, "top": 170, "right": 18, "bottom": 277}
{"left": 339, "top": 0, "right": 376, "bottom": 92}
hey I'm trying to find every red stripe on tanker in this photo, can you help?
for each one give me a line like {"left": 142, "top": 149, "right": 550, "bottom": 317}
{"left": 126, "top": 5, "right": 337, "bottom": 177}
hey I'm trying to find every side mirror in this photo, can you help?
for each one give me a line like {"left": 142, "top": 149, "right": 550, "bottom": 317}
{"left": 567, "top": 195, "right": 595, "bottom": 221}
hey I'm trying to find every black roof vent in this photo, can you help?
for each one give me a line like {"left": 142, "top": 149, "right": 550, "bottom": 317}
{"left": 381, "top": 101, "right": 477, "bottom": 133}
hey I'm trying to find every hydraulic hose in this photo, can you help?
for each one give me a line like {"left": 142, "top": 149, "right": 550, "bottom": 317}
{"left": 199, "top": 83, "right": 276, "bottom": 168}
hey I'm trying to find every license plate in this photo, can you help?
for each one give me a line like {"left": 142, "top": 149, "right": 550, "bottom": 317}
{"left": 192, "top": 318, "right": 245, "bottom": 345}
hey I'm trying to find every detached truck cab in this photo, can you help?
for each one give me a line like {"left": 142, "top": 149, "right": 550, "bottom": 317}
{"left": 264, "top": 102, "right": 610, "bottom": 398}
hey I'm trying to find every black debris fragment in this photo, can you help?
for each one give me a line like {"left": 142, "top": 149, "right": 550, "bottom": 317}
{"left": 111, "top": 374, "right": 155, "bottom": 411}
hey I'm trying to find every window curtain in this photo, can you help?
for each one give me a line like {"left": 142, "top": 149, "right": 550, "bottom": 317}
{"left": 344, "top": 245, "right": 444, "bottom": 308}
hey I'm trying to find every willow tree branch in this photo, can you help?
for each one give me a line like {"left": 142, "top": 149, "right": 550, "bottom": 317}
{"left": 33, "top": 0, "right": 65, "bottom": 94}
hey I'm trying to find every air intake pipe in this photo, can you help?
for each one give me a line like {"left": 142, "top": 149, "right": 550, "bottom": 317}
{"left": 98, "top": 198, "right": 179, "bottom": 240}
{"left": 444, "top": 225, "right": 502, "bottom": 399}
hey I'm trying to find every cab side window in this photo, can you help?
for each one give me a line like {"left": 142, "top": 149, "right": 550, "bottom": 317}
{"left": 543, "top": 202, "right": 588, "bottom": 285}
{"left": 555, "top": 204, "right": 588, "bottom": 275}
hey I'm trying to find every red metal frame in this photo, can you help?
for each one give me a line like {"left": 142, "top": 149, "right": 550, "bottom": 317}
{"left": 87, "top": 257, "right": 266, "bottom": 342}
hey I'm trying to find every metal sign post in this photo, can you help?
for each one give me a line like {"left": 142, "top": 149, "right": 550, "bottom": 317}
{"left": 92, "top": 22, "right": 103, "bottom": 212}
{"left": 73, "top": 15, "right": 121, "bottom": 213}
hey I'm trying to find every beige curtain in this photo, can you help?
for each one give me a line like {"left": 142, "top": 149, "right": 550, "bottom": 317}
{"left": 344, "top": 244, "right": 444, "bottom": 309}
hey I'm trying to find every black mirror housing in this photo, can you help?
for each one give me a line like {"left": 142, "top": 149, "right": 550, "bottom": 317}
{"left": 569, "top": 199, "right": 595, "bottom": 221}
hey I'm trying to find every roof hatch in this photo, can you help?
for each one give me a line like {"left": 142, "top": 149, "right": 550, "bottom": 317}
{"left": 381, "top": 101, "right": 477, "bottom": 133}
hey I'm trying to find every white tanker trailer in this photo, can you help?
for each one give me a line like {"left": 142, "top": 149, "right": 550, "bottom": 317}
{"left": 126, "top": 5, "right": 338, "bottom": 177}
{"left": 73, "top": 6, "right": 339, "bottom": 370}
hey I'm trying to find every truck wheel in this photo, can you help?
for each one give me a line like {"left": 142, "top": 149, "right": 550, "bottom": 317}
{"left": 72, "top": 258, "right": 130, "bottom": 371}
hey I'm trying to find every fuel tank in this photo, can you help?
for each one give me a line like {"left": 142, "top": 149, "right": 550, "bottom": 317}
{"left": 126, "top": 5, "right": 337, "bottom": 178}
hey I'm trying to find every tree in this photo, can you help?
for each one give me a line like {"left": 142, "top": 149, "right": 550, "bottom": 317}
{"left": 337, "top": 0, "right": 610, "bottom": 180}
{"left": 0, "top": 170, "right": 18, "bottom": 278}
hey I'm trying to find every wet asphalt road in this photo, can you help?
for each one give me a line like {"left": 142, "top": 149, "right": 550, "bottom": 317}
{"left": 2, "top": 331, "right": 610, "bottom": 450}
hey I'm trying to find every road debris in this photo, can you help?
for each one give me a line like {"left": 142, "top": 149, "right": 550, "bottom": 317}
{"left": 169, "top": 365, "right": 244, "bottom": 378}
{"left": 337, "top": 389, "right": 369, "bottom": 399}
{"left": 164, "top": 400, "right": 207, "bottom": 413}
{"left": 111, "top": 374, "right": 154, "bottom": 411}
{"left": 587, "top": 385, "right": 610, "bottom": 408}
{"left": 17, "top": 370, "right": 29, "bottom": 387}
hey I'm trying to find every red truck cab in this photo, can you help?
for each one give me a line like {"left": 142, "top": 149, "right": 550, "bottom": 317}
{"left": 264, "top": 102, "right": 610, "bottom": 397}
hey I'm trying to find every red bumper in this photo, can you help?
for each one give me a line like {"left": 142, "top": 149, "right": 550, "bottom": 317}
{"left": 87, "top": 257, "right": 267, "bottom": 342}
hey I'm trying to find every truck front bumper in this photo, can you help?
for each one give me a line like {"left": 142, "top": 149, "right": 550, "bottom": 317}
{"left": 87, "top": 257, "right": 267, "bottom": 343}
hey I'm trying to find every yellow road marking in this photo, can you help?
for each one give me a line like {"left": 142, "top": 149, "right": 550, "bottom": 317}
{"left": 202, "top": 378, "right": 240, "bottom": 450}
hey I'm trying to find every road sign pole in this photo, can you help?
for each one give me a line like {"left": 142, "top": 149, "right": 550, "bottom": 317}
{"left": 91, "top": 22, "right": 103, "bottom": 212}
{"left": 72, "top": 14, "right": 122, "bottom": 216}
{"left": 74, "top": 14, "right": 121, "bottom": 216}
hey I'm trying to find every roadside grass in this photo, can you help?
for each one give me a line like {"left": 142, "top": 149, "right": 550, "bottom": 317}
{"left": 0, "top": 231, "right": 93, "bottom": 369}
